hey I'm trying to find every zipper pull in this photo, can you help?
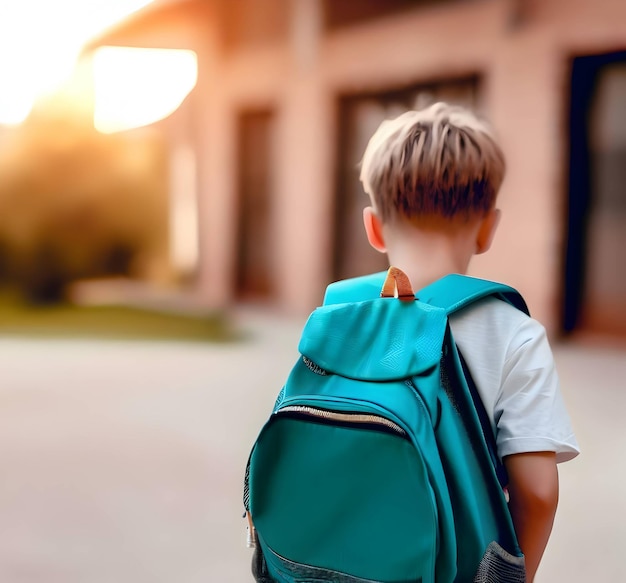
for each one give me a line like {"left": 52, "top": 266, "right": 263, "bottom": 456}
{"left": 245, "top": 512, "right": 258, "bottom": 549}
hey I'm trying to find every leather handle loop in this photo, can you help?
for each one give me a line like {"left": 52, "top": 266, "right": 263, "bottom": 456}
{"left": 380, "top": 266, "right": 416, "bottom": 301}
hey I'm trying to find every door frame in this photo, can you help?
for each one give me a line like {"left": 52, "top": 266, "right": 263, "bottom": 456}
{"left": 563, "top": 50, "right": 626, "bottom": 333}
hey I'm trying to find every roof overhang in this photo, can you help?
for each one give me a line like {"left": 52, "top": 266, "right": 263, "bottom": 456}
{"left": 82, "top": 0, "right": 209, "bottom": 53}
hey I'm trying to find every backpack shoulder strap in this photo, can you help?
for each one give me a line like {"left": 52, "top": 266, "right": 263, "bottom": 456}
{"left": 324, "top": 271, "right": 529, "bottom": 316}
{"left": 418, "top": 273, "right": 529, "bottom": 316}
{"left": 420, "top": 274, "right": 530, "bottom": 490}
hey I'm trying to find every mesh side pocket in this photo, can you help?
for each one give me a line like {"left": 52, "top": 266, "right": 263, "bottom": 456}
{"left": 251, "top": 545, "right": 273, "bottom": 583}
{"left": 473, "top": 541, "right": 526, "bottom": 583}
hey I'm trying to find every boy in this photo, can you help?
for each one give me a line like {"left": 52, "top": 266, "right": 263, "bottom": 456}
{"left": 358, "top": 102, "right": 579, "bottom": 582}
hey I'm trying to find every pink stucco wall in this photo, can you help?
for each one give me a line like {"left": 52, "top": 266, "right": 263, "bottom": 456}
{"left": 92, "top": 0, "right": 626, "bottom": 335}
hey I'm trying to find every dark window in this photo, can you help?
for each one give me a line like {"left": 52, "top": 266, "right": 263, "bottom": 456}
{"left": 333, "top": 77, "right": 481, "bottom": 281}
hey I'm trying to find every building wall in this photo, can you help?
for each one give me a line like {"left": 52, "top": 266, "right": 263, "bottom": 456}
{"left": 93, "top": 0, "right": 626, "bottom": 335}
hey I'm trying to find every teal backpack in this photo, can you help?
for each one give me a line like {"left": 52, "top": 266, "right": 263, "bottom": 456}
{"left": 244, "top": 268, "right": 527, "bottom": 583}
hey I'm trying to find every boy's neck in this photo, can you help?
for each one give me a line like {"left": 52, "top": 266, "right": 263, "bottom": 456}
{"left": 382, "top": 218, "right": 479, "bottom": 290}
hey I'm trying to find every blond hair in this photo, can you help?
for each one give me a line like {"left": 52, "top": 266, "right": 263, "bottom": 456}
{"left": 359, "top": 102, "right": 505, "bottom": 222}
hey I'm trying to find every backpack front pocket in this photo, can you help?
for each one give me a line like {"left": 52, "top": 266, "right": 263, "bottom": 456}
{"left": 249, "top": 414, "right": 439, "bottom": 583}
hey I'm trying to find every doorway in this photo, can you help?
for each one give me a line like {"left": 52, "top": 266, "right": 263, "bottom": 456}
{"left": 565, "top": 52, "right": 626, "bottom": 336}
{"left": 235, "top": 110, "right": 276, "bottom": 300}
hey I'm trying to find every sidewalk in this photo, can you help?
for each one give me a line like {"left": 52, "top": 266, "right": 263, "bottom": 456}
{"left": 539, "top": 339, "right": 625, "bottom": 581}
{"left": 0, "top": 310, "right": 623, "bottom": 582}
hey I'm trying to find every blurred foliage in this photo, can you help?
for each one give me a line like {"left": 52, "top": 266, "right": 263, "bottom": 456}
{"left": 0, "top": 289, "right": 236, "bottom": 342}
{"left": 0, "top": 104, "right": 171, "bottom": 304}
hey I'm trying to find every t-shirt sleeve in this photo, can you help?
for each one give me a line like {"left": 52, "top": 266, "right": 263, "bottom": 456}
{"left": 495, "top": 317, "right": 580, "bottom": 463}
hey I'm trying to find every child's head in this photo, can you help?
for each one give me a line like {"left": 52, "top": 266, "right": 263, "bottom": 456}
{"left": 359, "top": 102, "right": 505, "bottom": 225}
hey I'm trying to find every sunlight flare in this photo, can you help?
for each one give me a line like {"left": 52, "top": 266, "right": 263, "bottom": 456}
{"left": 92, "top": 47, "right": 198, "bottom": 133}
{"left": 0, "top": 0, "right": 155, "bottom": 125}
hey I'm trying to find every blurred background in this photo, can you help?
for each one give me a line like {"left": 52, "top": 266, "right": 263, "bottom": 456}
{"left": 0, "top": 0, "right": 625, "bottom": 581}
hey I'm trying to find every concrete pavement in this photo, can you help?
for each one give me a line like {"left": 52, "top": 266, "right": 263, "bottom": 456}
{"left": 0, "top": 310, "right": 623, "bottom": 582}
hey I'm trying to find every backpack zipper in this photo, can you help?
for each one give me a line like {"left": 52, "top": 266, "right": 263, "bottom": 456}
{"left": 277, "top": 405, "right": 407, "bottom": 437}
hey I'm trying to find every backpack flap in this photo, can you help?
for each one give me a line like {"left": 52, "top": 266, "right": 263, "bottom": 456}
{"left": 299, "top": 297, "right": 446, "bottom": 382}
{"left": 294, "top": 267, "right": 447, "bottom": 436}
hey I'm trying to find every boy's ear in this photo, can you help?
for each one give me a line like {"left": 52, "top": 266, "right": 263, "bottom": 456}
{"left": 475, "top": 208, "right": 501, "bottom": 255}
{"left": 363, "top": 206, "right": 387, "bottom": 253}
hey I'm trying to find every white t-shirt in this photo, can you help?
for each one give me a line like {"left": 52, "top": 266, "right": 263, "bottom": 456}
{"left": 449, "top": 297, "right": 579, "bottom": 464}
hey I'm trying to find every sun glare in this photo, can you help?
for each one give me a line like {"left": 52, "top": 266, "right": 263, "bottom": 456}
{"left": 0, "top": 0, "right": 155, "bottom": 126}
{"left": 93, "top": 47, "right": 198, "bottom": 134}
